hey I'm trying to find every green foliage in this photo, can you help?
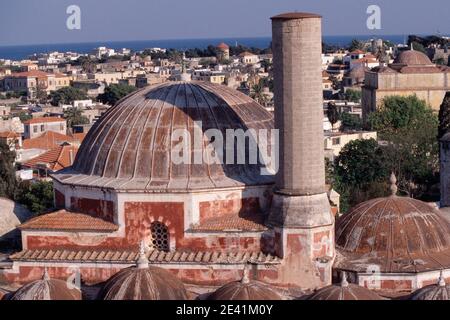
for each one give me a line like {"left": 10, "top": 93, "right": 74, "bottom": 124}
{"left": 333, "top": 139, "right": 390, "bottom": 212}
{"left": 345, "top": 89, "right": 362, "bottom": 103}
{"left": 64, "top": 107, "right": 90, "bottom": 128}
{"left": 367, "top": 95, "right": 439, "bottom": 197}
{"left": 50, "top": 87, "right": 88, "bottom": 106}
{"left": 98, "top": 83, "right": 137, "bottom": 106}
{"left": 348, "top": 39, "right": 365, "bottom": 52}
{"left": 368, "top": 95, "right": 435, "bottom": 135}
{"left": 411, "top": 41, "right": 427, "bottom": 54}
{"left": 17, "top": 111, "right": 32, "bottom": 122}
{"left": 0, "top": 141, "right": 18, "bottom": 199}
{"left": 438, "top": 92, "right": 450, "bottom": 140}
{"left": 326, "top": 102, "right": 339, "bottom": 125}
{"left": 17, "top": 181, "right": 54, "bottom": 215}
{"left": 340, "top": 112, "right": 363, "bottom": 131}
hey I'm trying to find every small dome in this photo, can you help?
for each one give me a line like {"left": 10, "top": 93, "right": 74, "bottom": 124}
{"left": 207, "top": 267, "right": 282, "bottom": 300}
{"left": 336, "top": 174, "right": 450, "bottom": 273}
{"left": 308, "top": 273, "right": 383, "bottom": 300}
{"left": 0, "top": 198, "right": 32, "bottom": 242}
{"left": 409, "top": 272, "right": 450, "bottom": 300}
{"left": 99, "top": 244, "right": 188, "bottom": 300}
{"left": 394, "top": 50, "right": 432, "bottom": 65}
{"left": 217, "top": 42, "right": 229, "bottom": 50}
{"left": 9, "top": 270, "right": 81, "bottom": 300}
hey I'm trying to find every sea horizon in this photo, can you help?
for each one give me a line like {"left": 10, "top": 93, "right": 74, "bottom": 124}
{"left": 0, "top": 34, "right": 443, "bottom": 60}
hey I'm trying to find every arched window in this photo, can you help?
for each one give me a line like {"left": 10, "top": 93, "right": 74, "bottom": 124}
{"left": 149, "top": 221, "right": 170, "bottom": 251}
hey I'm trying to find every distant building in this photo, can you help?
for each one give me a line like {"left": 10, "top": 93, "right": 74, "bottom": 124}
{"left": 216, "top": 42, "right": 230, "bottom": 60}
{"left": 0, "top": 71, "right": 70, "bottom": 98}
{"left": 362, "top": 49, "right": 450, "bottom": 119}
{"left": 23, "top": 117, "right": 66, "bottom": 139}
{"left": 239, "top": 51, "right": 259, "bottom": 65}
{"left": 324, "top": 131, "right": 378, "bottom": 159}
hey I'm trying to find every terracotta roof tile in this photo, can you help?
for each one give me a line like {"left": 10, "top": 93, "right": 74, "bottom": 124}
{"left": 10, "top": 248, "right": 280, "bottom": 265}
{"left": 19, "top": 210, "right": 118, "bottom": 232}
{"left": 11, "top": 70, "right": 52, "bottom": 78}
{"left": 0, "top": 131, "right": 19, "bottom": 139}
{"left": 191, "top": 212, "right": 267, "bottom": 232}
{"left": 23, "top": 131, "right": 75, "bottom": 150}
{"left": 22, "top": 144, "right": 78, "bottom": 171}
{"left": 23, "top": 117, "right": 65, "bottom": 125}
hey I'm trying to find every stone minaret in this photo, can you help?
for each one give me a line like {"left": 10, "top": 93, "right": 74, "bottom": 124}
{"left": 267, "top": 12, "right": 335, "bottom": 289}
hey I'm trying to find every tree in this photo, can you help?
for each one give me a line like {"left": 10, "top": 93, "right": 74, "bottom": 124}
{"left": 0, "top": 140, "right": 18, "bottom": 199}
{"left": 340, "top": 112, "right": 363, "bottom": 131}
{"left": 98, "top": 83, "right": 137, "bottom": 106}
{"left": 438, "top": 92, "right": 450, "bottom": 140}
{"left": 64, "top": 107, "right": 90, "bottom": 128}
{"left": 17, "top": 181, "right": 54, "bottom": 215}
{"left": 345, "top": 89, "right": 362, "bottom": 103}
{"left": 50, "top": 87, "right": 88, "bottom": 106}
{"left": 333, "top": 139, "right": 390, "bottom": 211}
{"left": 326, "top": 102, "right": 339, "bottom": 127}
{"left": 250, "top": 82, "right": 267, "bottom": 105}
{"left": 348, "top": 39, "right": 365, "bottom": 52}
{"left": 368, "top": 95, "right": 439, "bottom": 198}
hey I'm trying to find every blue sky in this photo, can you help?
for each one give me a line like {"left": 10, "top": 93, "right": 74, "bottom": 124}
{"left": 0, "top": 0, "right": 449, "bottom": 46}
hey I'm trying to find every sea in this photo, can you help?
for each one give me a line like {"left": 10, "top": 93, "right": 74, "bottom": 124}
{"left": 0, "top": 35, "right": 424, "bottom": 61}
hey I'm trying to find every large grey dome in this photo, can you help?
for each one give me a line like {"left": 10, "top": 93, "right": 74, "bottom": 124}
{"left": 53, "top": 82, "right": 274, "bottom": 192}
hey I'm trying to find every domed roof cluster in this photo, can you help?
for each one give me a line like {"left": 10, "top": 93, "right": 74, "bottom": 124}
{"left": 207, "top": 266, "right": 282, "bottom": 300}
{"left": 308, "top": 273, "right": 383, "bottom": 300}
{"left": 335, "top": 174, "right": 450, "bottom": 273}
{"left": 53, "top": 82, "right": 274, "bottom": 192}
{"left": 9, "top": 269, "right": 81, "bottom": 300}
{"left": 393, "top": 50, "right": 432, "bottom": 65}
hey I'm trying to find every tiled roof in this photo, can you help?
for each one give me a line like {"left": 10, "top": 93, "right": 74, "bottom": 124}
{"left": 10, "top": 249, "right": 280, "bottom": 265}
{"left": 22, "top": 144, "right": 78, "bottom": 171}
{"left": 23, "top": 117, "right": 65, "bottom": 125}
{"left": 191, "top": 213, "right": 267, "bottom": 232}
{"left": 19, "top": 210, "right": 118, "bottom": 232}
{"left": 0, "top": 131, "right": 19, "bottom": 139}
{"left": 11, "top": 70, "right": 52, "bottom": 78}
{"left": 216, "top": 42, "right": 229, "bottom": 50}
{"left": 23, "top": 131, "right": 75, "bottom": 150}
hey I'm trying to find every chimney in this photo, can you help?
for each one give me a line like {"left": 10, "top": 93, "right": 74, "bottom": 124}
{"left": 267, "top": 13, "right": 334, "bottom": 289}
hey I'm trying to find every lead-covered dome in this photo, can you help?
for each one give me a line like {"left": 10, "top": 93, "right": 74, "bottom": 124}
{"left": 99, "top": 246, "right": 188, "bottom": 300}
{"left": 9, "top": 270, "right": 81, "bottom": 300}
{"left": 394, "top": 50, "right": 432, "bottom": 65}
{"left": 335, "top": 175, "right": 450, "bottom": 273}
{"left": 409, "top": 273, "right": 450, "bottom": 300}
{"left": 53, "top": 82, "right": 274, "bottom": 192}
{"left": 307, "top": 273, "right": 383, "bottom": 300}
{"left": 207, "top": 267, "right": 282, "bottom": 300}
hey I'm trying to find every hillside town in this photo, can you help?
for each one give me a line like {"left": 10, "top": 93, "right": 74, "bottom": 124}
{"left": 1, "top": 36, "right": 449, "bottom": 186}
{"left": 1, "top": 18, "right": 450, "bottom": 301}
